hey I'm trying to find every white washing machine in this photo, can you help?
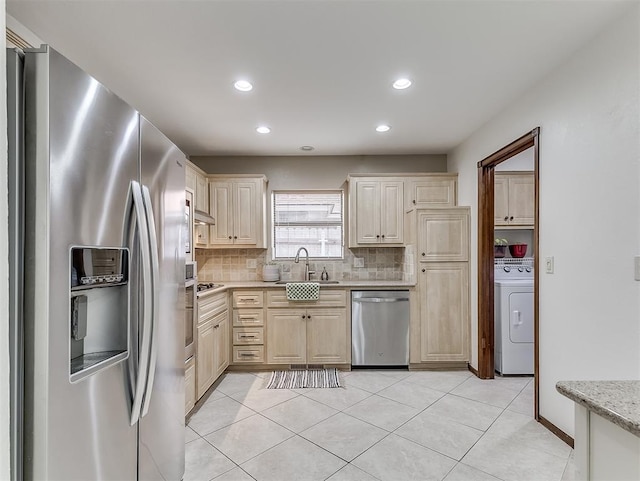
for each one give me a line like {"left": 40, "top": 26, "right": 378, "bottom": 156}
{"left": 494, "top": 261, "right": 534, "bottom": 375}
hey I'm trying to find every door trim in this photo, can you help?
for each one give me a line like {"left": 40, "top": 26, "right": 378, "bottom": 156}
{"left": 476, "top": 127, "right": 540, "bottom": 419}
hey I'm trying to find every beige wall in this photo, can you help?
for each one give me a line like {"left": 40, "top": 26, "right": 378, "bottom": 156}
{"left": 449, "top": 6, "right": 639, "bottom": 436}
{"left": 191, "top": 154, "right": 446, "bottom": 190}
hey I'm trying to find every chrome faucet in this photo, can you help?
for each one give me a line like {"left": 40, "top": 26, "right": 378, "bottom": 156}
{"left": 294, "top": 247, "right": 315, "bottom": 281}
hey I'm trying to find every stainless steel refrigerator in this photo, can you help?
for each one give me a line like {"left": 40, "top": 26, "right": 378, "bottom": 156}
{"left": 8, "top": 45, "right": 186, "bottom": 480}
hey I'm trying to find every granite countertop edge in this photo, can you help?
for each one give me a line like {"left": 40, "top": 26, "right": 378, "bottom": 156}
{"left": 556, "top": 380, "right": 640, "bottom": 438}
{"left": 197, "top": 280, "right": 415, "bottom": 297}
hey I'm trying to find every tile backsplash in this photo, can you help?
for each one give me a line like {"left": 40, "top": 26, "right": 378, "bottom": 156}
{"left": 195, "top": 246, "right": 415, "bottom": 283}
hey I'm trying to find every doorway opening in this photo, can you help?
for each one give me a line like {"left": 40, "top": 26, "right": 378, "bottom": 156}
{"left": 476, "top": 127, "right": 540, "bottom": 418}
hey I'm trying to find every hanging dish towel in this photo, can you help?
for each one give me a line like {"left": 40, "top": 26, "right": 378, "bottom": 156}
{"left": 285, "top": 282, "right": 320, "bottom": 301}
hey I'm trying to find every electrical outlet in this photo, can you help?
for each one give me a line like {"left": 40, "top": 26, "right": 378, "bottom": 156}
{"left": 354, "top": 257, "right": 364, "bottom": 268}
{"left": 545, "top": 256, "right": 554, "bottom": 274}
{"left": 246, "top": 259, "right": 257, "bottom": 269}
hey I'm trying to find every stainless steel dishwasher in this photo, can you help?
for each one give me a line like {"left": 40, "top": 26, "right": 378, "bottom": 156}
{"left": 351, "top": 290, "right": 410, "bottom": 366}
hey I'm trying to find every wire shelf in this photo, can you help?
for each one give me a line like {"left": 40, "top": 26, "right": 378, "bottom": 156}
{"left": 494, "top": 257, "right": 534, "bottom": 267}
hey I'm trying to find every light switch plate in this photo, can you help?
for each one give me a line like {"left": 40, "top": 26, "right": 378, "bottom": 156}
{"left": 246, "top": 259, "right": 257, "bottom": 269}
{"left": 354, "top": 257, "right": 364, "bottom": 268}
{"left": 634, "top": 256, "right": 640, "bottom": 281}
{"left": 545, "top": 256, "right": 554, "bottom": 274}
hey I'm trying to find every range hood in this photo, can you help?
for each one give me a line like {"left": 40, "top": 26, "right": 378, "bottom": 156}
{"left": 194, "top": 209, "right": 215, "bottom": 225}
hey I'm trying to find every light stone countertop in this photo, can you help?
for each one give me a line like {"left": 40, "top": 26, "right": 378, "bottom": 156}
{"left": 196, "top": 280, "right": 415, "bottom": 298}
{"left": 556, "top": 380, "right": 640, "bottom": 437}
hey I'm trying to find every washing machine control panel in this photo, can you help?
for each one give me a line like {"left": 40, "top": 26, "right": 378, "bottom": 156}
{"left": 495, "top": 260, "right": 534, "bottom": 279}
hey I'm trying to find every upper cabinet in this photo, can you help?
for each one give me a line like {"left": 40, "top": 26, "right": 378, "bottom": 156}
{"left": 417, "top": 208, "right": 470, "bottom": 262}
{"left": 209, "top": 176, "right": 268, "bottom": 248}
{"left": 186, "top": 160, "right": 209, "bottom": 214}
{"left": 494, "top": 172, "right": 534, "bottom": 227}
{"left": 348, "top": 176, "right": 404, "bottom": 247}
{"left": 406, "top": 174, "right": 458, "bottom": 208}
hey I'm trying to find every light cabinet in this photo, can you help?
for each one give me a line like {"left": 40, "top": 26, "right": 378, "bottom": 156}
{"left": 410, "top": 208, "right": 470, "bottom": 365}
{"left": 418, "top": 262, "right": 469, "bottom": 362}
{"left": 266, "top": 308, "right": 348, "bottom": 364}
{"left": 494, "top": 172, "right": 534, "bottom": 227}
{"left": 348, "top": 177, "right": 404, "bottom": 247}
{"left": 209, "top": 176, "right": 268, "bottom": 248}
{"left": 185, "top": 360, "right": 195, "bottom": 415}
{"left": 231, "top": 290, "right": 265, "bottom": 364}
{"left": 265, "top": 289, "right": 348, "bottom": 365}
{"left": 417, "top": 209, "right": 469, "bottom": 262}
{"left": 195, "top": 171, "right": 208, "bottom": 214}
{"left": 186, "top": 160, "right": 211, "bottom": 248}
{"left": 406, "top": 174, "right": 458, "bottom": 208}
{"left": 196, "top": 292, "right": 229, "bottom": 399}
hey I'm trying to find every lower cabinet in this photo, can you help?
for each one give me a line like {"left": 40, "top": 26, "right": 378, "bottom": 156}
{"left": 185, "top": 360, "right": 196, "bottom": 415}
{"left": 418, "top": 262, "right": 469, "bottom": 362}
{"left": 266, "top": 308, "right": 348, "bottom": 365}
{"left": 196, "top": 292, "right": 229, "bottom": 400}
{"left": 231, "top": 290, "right": 265, "bottom": 364}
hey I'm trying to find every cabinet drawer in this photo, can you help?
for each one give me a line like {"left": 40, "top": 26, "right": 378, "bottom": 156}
{"left": 266, "top": 289, "right": 346, "bottom": 308}
{"left": 232, "top": 290, "right": 264, "bottom": 308}
{"left": 232, "top": 346, "right": 265, "bottom": 364}
{"left": 232, "top": 327, "right": 264, "bottom": 345}
{"left": 233, "top": 309, "right": 264, "bottom": 326}
{"left": 198, "top": 292, "right": 227, "bottom": 323}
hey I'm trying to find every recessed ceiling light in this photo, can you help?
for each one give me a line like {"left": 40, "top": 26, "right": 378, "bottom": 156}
{"left": 376, "top": 124, "right": 391, "bottom": 133}
{"left": 234, "top": 80, "right": 253, "bottom": 92}
{"left": 256, "top": 126, "right": 271, "bottom": 134}
{"left": 300, "top": 145, "right": 315, "bottom": 151}
{"left": 392, "top": 78, "right": 412, "bottom": 90}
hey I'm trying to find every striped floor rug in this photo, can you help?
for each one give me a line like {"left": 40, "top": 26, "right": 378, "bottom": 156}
{"left": 266, "top": 368, "right": 342, "bottom": 389}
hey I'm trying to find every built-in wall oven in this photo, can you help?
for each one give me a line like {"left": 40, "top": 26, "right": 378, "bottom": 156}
{"left": 185, "top": 261, "right": 197, "bottom": 362}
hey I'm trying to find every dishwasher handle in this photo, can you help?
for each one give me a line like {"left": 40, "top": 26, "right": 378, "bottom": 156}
{"left": 353, "top": 297, "right": 409, "bottom": 303}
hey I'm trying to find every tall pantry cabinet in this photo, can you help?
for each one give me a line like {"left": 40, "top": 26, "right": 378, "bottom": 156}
{"left": 411, "top": 207, "right": 470, "bottom": 365}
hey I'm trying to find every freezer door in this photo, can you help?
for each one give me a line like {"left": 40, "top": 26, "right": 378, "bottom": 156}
{"left": 23, "top": 46, "right": 139, "bottom": 480}
{"left": 139, "top": 116, "right": 186, "bottom": 480}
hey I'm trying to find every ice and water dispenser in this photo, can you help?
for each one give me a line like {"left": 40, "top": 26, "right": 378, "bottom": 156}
{"left": 70, "top": 247, "right": 129, "bottom": 381}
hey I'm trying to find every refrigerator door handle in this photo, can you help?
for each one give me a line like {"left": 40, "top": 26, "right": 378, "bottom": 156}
{"left": 140, "top": 184, "right": 160, "bottom": 417}
{"left": 128, "top": 181, "right": 153, "bottom": 426}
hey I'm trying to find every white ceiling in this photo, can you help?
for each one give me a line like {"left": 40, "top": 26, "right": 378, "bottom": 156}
{"left": 6, "top": 0, "right": 634, "bottom": 157}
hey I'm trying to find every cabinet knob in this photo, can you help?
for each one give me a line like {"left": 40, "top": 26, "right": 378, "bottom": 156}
{"left": 422, "top": 268, "right": 426, "bottom": 273}
{"left": 234, "top": 236, "right": 238, "bottom": 239}
{"left": 228, "top": 236, "right": 232, "bottom": 239}
{"left": 302, "top": 315, "right": 306, "bottom": 319}
{"left": 504, "top": 216, "right": 508, "bottom": 221}
{"left": 509, "top": 216, "right": 514, "bottom": 221}
{"left": 381, "top": 235, "right": 385, "bottom": 239}
{"left": 376, "top": 235, "right": 380, "bottom": 238}
{"left": 412, "top": 200, "right": 416, "bottom": 205}
{"left": 421, "top": 252, "right": 426, "bottom": 257}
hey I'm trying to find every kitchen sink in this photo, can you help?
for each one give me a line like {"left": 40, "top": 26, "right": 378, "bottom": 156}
{"left": 274, "top": 280, "right": 340, "bottom": 284}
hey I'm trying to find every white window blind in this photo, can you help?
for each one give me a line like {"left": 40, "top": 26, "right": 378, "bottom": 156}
{"left": 272, "top": 191, "right": 343, "bottom": 259}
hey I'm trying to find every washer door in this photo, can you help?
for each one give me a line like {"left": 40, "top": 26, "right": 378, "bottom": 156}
{"left": 508, "top": 292, "right": 534, "bottom": 343}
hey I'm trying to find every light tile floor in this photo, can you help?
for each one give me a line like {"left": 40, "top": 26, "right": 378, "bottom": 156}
{"left": 185, "top": 370, "right": 575, "bottom": 481}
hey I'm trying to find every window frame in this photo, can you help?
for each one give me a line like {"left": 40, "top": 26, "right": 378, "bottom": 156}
{"left": 271, "top": 189, "right": 345, "bottom": 261}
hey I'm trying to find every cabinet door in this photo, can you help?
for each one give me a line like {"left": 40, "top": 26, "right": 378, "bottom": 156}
{"left": 209, "top": 181, "right": 234, "bottom": 244}
{"left": 185, "top": 362, "right": 196, "bottom": 415}
{"left": 409, "top": 178, "right": 457, "bottom": 208}
{"left": 234, "top": 181, "right": 258, "bottom": 245}
{"left": 354, "top": 181, "right": 381, "bottom": 244}
{"left": 213, "top": 313, "right": 229, "bottom": 380}
{"left": 266, "top": 309, "right": 306, "bottom": 364}
{"left": 195, "top": 173, "right": 208, "bottom": 214}
{"left": 417, "top": 208, "right": 469, "bottom": 262}
{"left": 186, "top": 164, "right": 197, "bottom": 192}
{"left": 306, "top": 308, "right": 348, "bottom": 364}
{"left": 196, "top": 320, "right": 215, "bottom": 398}
{"left": 380, "top": 181, "right": 403, "bottom": 244}
{"left": 494, "top": 175, "right": 509, "bottom": 226}
{"left": 508, "top": 174, "right": 535, "bottom": 225}
{"left": 419, "top": 262, "right": 469, "bottom": 362}
{"left": 194, "top": 224, "right": 209, "bottom": 248}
